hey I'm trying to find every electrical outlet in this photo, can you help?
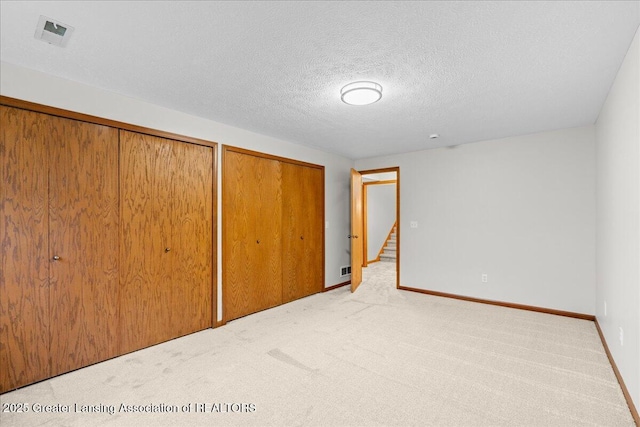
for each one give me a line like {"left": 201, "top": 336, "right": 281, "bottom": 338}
{"left": 619, "top": 327, "right": 624, "bottom": 346}
{"left": 604, "top": 301, "right": 607, "bottom": 317}
{"left": 410, "top": 221, "right": 418, "bottom": 228}
{"left": 481, "top": 274, "right": 488, "bottom": 283}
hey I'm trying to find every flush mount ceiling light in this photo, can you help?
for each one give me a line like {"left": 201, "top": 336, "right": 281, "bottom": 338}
{"left": 340, "top": 81, "right": 382, "bottom": 106}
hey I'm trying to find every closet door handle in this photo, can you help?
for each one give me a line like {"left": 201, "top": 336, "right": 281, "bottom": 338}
{"left": 348, "top": 235, "right": 359, "bottom": 239}
{"left": 256, "top": 240, "right": 260, "bottom": 244}
{"left": 52, "top": 255, "right": 60, "bottom": 261}
{"left": 300, "top": 236, "right": 304, "bottom": 240}
{"left": 165, "top": 248, "right": 171, "bottom": 253}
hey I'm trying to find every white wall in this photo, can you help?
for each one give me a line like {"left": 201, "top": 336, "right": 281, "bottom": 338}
{"left": 0, "top": 61, "right": 353, "bottom": 322}
{"left": 366, "top": 183, "right": 396, "bottom": 261}
{"left": 595, "top": 28, "right": 639, "bottom": 411}
{"left": 355, "top": 126, "right": 596, "bottom": 315}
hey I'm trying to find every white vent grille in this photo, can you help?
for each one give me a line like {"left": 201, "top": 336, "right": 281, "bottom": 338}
{"left": 340, "top": 266, "right": 351, "bottom": 277}
{"left": 34, "top": 15, "right": 74, "bottom": 47}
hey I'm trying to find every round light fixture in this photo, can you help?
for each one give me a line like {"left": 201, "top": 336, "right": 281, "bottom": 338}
{"left": 429, "top": 134, "right": 440, "bottom": 139}
{"left": 340, "top": 81, "right": 382, "bottom": 106}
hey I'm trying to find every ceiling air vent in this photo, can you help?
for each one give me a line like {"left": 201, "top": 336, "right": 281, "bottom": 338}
{"left": 34, "top": 15, "right": 74, "bottom": 47}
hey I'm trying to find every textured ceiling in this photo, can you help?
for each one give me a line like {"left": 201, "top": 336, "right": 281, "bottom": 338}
{"left": 1, "top": 1, "right": 639, "bottom": 159}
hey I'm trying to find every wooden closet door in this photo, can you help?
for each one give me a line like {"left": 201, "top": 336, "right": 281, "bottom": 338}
{"left": 48, "top": 117, "right": 119, "bottom": 376}
{"left": 120, "top": 131, "right": 213, "bottom": 352}
{"left": 282, "top": 163, "right": 324, "bottom": 303}
{"left": 152, "top": 137, "right": 176, "bottom": 343}
{"left": 171, "top": 140, "right": 213, "bottom": 336}
{"left": 0, "top": 107, "right": 51, "bottom": 392}
{"left": 223, "top": 150, "right": 282, "bottom": 321}
{"left": 119, "top": 131, "right": 174, "bottom": 353}
{"left": 301, "top": 166, "right": 324, "bottom": 297}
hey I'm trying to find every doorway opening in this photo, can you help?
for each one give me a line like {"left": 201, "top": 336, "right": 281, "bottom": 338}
{"left": 350, "top": 167, "right": 399, "bottom": 292}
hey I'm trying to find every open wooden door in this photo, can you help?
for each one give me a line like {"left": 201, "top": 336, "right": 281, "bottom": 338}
{"left": 350, "top": 169, "right": 363, "bottom": 292}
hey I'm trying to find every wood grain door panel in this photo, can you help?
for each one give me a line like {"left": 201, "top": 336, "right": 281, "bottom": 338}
{"left": 152, "top": 135, "right": 175, "bottom": 345}
{"left": 48, "top": 117, "right": 119, "bottom": 376}
{"left": 171, "top": 141, "right": 213, "bottom": 336}
{"left": 253, "top": 156, "right": 282, "bottom": 312}
{"left": 302, "top": 166, "right": 324, "bottom": 298}
{"left": 281, "top": 163, "right": 304, "bottom": 303}
{"left": 119, "top": 130, "right": 175, "bottom": 352}
{"left": 0, "top": 107, "right": 51, "bottom": 392}
{"left": 120, "top": 131, "right": 214, "bottom": 352}
{"left": 223, "top": 150, "right": 255, "bottom": 321}
{"left": 119, "top": 130, "right": 166, "bottom": 353}
{"left": 223, "top": 150, "right": 282, "bottom": 321}
{"left": 281, "top": 164, "right": 323, "bottom": 303}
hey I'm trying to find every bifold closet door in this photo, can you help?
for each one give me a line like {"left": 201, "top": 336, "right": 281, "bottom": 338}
{"left": 48, "top": 117, "right": 119, "bottom": 377}
{"left": 170, "top": 141, "right": 213, "bottom": 337}
{"left": 1, "top": 107, "right": 51, "bottom": 392}
{"left": 119, "top": 131, "right": 169, "bottom": 353}
{"left": 0, "top": 106, "right": 119, "bottom": 392}
{"left": 281, "top": 163, "right": 324, "bottom": 303}
{"left": 223, "top": 150, "right": 282, "bottom": 321}
{"left": 119, "top": 131, "right": 212, "bottom": 354}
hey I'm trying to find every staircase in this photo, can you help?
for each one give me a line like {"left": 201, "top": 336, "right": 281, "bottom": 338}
{"left": 378, "top": 224, "right": 397, "bottom": 262}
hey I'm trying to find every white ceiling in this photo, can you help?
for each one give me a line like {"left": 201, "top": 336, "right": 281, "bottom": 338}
{"left": 1, "top": 1, "right": 638, "bottom": 160}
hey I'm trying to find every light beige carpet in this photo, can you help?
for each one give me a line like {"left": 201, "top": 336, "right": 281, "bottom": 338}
{"left": 0, "top": 262, "right": 634, "bottom": 426}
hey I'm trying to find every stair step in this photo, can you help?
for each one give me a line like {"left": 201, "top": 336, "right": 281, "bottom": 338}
{"left": 377, "top": 223, "right": 398, "bottom": 262}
